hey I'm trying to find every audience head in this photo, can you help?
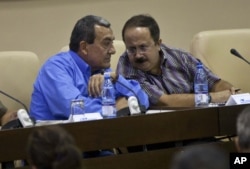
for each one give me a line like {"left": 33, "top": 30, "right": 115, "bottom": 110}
{"left": 170, "top": 144, "right": 229, "bottom": 169}
{"left": 236, "top": 105, "right": 250, "bottom": 152}
{"left": 69, "top": 15, "right": 115, "bottom": 71}
{"left": 26, "top": 125, "right": 82, "bottom": 169}
{"left": 121, "top": 14, "right": 162, "bottom": 74}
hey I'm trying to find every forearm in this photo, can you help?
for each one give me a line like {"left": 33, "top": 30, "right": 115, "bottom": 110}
{"left": 116, "top": 97, "right": 128, "bottom": 111}
{"left": 211, "top": 80, "right": 234, "bottom": 92}
{"left": 210, "top": 79, "right": 238, "bottom": 103}
{"left": 1, "top": 111, "right": 17, "bottom": 126}
{"left": 114, "top": 74, "right": 150, "bottom": 109}
{"left": 157, "top": 94, "right": 195, "bottom": 107}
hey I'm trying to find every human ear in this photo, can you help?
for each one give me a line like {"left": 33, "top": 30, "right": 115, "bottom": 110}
{"left": 156, "top": 39, "right": 162, "bottom": 51}
{"left": 79, "top": 41, "right": 88, "bottom": 55}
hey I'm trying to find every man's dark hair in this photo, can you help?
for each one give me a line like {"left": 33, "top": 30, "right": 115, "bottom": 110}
{"left": 122, "top": 14, "right": 160, "bottom": 43}
{"left": 26, "top": 125, "right": 82, "bottom": 169}
{"left": 69, "top": 15, "right": 111, "bottom": 52}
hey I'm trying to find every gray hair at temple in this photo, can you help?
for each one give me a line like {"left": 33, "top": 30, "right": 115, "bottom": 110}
{"left": 236, "top": 105, "right": 250, "bottom": 152}
{"left": 69, "top": 15, "right": 111, "bottom": 52}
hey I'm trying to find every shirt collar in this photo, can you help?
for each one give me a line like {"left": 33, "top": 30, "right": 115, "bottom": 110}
{"left": 69, "top": 50, "right": 91, "bottom": 76}
{"left": 160, "top": 44, "right": 168, "bottom": 62}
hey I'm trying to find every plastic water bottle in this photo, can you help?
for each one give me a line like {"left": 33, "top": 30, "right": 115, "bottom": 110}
{"left": 194, "top": 62, "right": 209, "bottom": 107}
{"left": 102, "top": 72, "right": 116, "bottom": 118}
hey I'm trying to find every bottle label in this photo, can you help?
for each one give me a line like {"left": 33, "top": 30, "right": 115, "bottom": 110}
{"left": 102, "top": 105, "right": 116, "bottom": 118}
{"left": 196, "top": 94, "right": 208, "bottom": 102}
{"left": 194, "top": 84, "right": 209, "bottom": 107}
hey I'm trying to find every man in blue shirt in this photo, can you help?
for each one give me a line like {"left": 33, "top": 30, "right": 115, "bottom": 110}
{"left": 30, "top": 15, "right": 149, "bottom": 121}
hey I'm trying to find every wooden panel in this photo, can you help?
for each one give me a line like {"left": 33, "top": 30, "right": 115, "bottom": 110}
{"left": 82, "top": 147, "right": 181, "bottom": 169}
{"left": 0, "top": 105, "right": 241, "bottom": 168}
{"left": 64, "top": 107, "right": 218, "bottom": 151}
{"left": 218, "top": 104, "right": 249, "bottom": 135}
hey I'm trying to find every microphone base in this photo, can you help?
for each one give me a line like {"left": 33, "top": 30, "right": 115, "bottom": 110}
{"left": 117, "top": 106, "right": 146, "bottom": 117}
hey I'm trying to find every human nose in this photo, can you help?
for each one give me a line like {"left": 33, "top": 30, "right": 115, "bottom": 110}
{"left": 108, "top": 44, "right": 116, "bottom": 54}
{"left": 135, "top": 46, "right": 147, "bottom": 55}
{"left": 134, "top": 49, "right": 144, "bottom": 58}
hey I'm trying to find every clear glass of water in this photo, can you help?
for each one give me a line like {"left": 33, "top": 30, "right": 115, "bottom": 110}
{"left": 70, "top": 99, "right": 86, "bottom": 122}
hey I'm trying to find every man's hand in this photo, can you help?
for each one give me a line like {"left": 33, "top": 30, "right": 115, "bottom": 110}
{"left": 1, "top": 111, "right": 17, "bottom": 126}
{"left": 88, "top": 74, "right": 104, "bottom": 97}
{"left": 88, "top": 72, "right": 118, "bottom": 98}
{"left": 210, "top": 87, "right": 241, "bottom": 103}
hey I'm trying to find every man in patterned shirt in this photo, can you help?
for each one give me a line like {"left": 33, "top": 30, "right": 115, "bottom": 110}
{"left": 117, "top": 14, "right": 238, "bottom": 107}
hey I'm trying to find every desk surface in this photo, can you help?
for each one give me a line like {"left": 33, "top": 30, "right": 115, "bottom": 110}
{"left": 0, "top": 104, "right": 248, "bottom": 163}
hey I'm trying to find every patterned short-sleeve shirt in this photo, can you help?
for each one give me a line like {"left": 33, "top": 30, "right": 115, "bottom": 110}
{"left": 116, "top": 44, "right": 220, "bottom": 104}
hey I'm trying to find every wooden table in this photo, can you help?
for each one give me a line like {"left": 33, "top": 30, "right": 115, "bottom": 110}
{"left": 0, "top": 104, "right": 248, "bottom": 169}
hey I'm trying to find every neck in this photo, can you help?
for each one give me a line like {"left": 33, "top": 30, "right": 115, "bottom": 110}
{"left": 149, "top": 55, "right": 162, "bottom": 75}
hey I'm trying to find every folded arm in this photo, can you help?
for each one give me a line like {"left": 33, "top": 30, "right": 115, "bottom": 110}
{"left": 157, "top": 80, "right": 237, "bottom": 107}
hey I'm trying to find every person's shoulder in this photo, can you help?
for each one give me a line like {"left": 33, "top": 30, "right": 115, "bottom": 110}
{"left": 48, "top": 51, "right": 72, "bottom": 62}
{"left": 42, "top": 51, "right": 74, "bottom": 68}
{"left": 161, "top": 43, "right": 195, "bottom": 61}
{"left": 118, "top": 51, "right": 129, "bottom": 62}
{"left": 161, "top": 43, "right": 190, "bottom": 55}
{"left": 117, "top": 52, "right": 132, "bottom": 68}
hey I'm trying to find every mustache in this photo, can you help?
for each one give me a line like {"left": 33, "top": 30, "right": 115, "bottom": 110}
{"left": 135, "top": 57, "right": 146, "bottom": 63}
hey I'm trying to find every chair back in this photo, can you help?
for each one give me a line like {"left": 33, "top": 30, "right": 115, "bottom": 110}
{"left": 190, "top": 29, "right": 250, "bottom": 92}
{"left": 0, "top": 51, "right": 40, "bottom": 111}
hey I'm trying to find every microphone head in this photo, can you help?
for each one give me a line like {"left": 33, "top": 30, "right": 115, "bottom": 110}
{"left": 230, "top": 48, "right": 238, "bottom": 56}
{"left": 230, "top": 48, "right": 250, "bottom": 65}
{"left": 230, "top": 48, "right": 242, "bottom": 59}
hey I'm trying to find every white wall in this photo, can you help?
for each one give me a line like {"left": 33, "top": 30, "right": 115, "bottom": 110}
{"left": 0, "top": 0, "right": 250, "bottom": 64}
{"left": 1, "top": 0, "right": 249, "bottom": 110}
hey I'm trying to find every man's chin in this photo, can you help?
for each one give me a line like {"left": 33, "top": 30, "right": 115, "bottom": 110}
{"left": 134, "top": 63, "right": 150, "bottom": 72}
{"left": 103, "top": 63, "right": 111, "bottom": 69}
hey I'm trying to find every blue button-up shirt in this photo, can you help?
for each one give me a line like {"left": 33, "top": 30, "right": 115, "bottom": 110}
{"left": 30, "top": 51, "right": 149, "bottom": 120}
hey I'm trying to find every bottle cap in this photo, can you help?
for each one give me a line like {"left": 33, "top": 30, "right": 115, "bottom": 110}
{"left": 104, "top": 72, "right": 111, "bottom": 79}
{"left": 196, "top": 62, "right": 203, "bottom": 68}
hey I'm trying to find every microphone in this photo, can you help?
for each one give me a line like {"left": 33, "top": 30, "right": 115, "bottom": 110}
{"left": 230, "top": 48, "right": 250, "bottom": 65}
{"left": 0, "top": 90, "right": 29, "bottom": 113}
{"left": 115, "top": 80, "right": 146, "bottom": 115}
{"left": 0, "top": 90, "right": 35, "bottom": 129}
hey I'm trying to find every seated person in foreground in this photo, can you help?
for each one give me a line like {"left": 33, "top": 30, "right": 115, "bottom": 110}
{"left": 117, "top": 14, "right": 239, "bottom": 107}
{"left": 26, "top": 125, "right": 82, "bottom": 169}
{"left": 30, "top": 15, "right": 149, "bottom": 120}
{"left": 235, "top": 105, "right": 250, "bottom": 152}
{"left": 170, "top": 144, "right": 229, "bottom": 169}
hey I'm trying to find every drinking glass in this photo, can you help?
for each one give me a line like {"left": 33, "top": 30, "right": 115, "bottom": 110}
{"left": 70, "top": 99, "right": 86, "bottom": 122}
